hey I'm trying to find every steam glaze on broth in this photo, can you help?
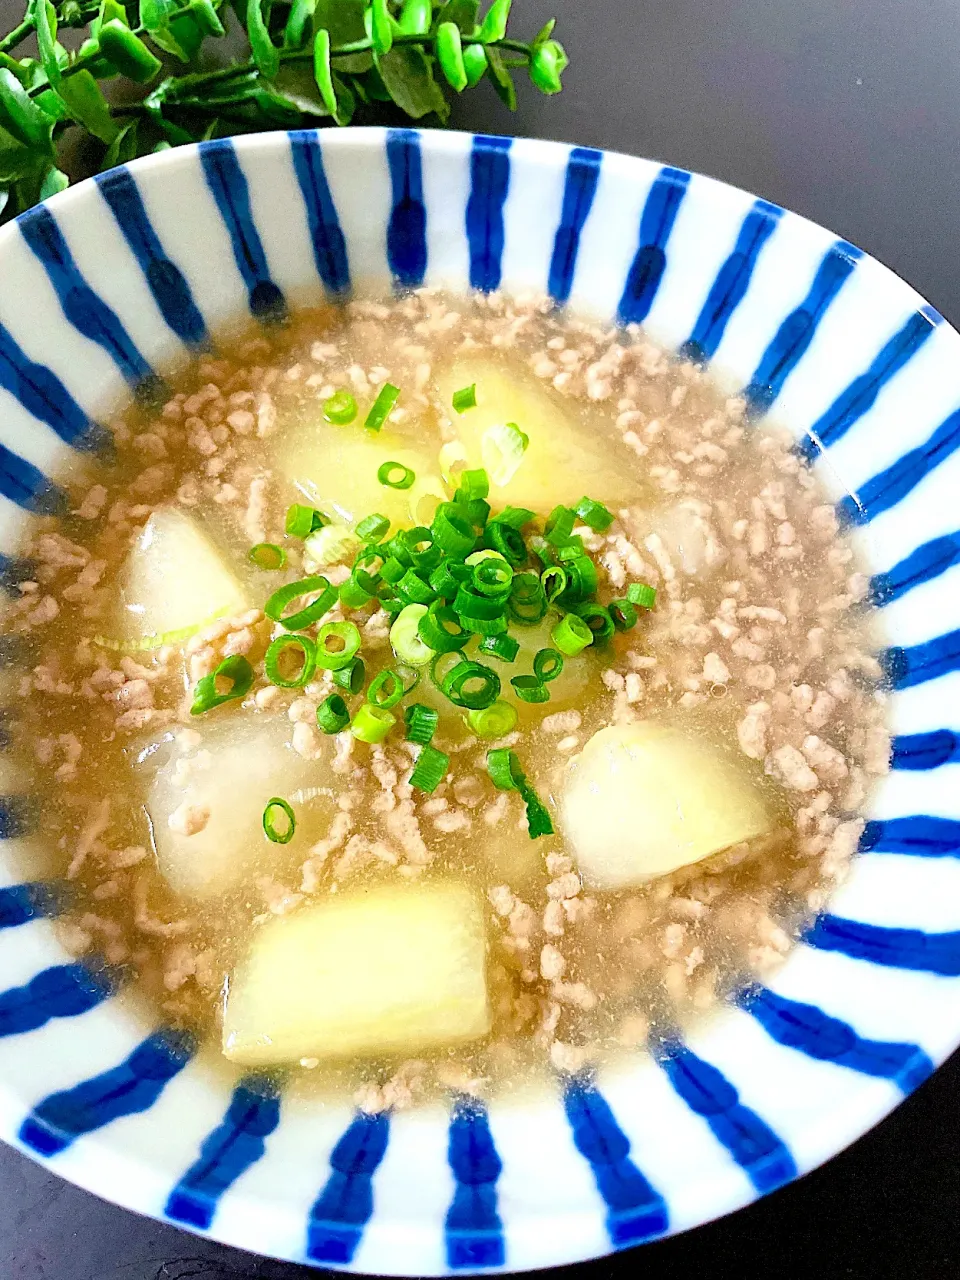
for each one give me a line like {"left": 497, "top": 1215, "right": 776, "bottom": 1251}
{"left": 2, "top": 290, "right": 889, "bottom": 1107}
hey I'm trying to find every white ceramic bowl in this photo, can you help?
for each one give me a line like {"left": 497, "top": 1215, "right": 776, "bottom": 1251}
{"left": 1, "top": 127, "right": 959, "bottom": 1275}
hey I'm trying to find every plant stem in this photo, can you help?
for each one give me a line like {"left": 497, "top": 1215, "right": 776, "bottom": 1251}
{"left": 0, "top": 18, "right": 33, "bottom": 53}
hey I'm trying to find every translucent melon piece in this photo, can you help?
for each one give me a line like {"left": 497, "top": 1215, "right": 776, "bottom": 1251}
{"left": 138, "top": 715, "right": 335, "bottom": 901}
{"left": 560, "top": 722, "right": 773, "bottom": 889}
{"left": 222, "top": 881, "right": 490, "bottom": 1066}
{"left": 107, "top": 508, "right": 249, "bottom": 650}
{"left": 435, "top": 358, "right": 636, "bottom": 511}
{"left": 273, "top": 419, "right": 443, "bottom": 530}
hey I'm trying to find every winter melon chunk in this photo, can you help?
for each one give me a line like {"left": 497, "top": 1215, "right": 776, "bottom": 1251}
{"left": 107, "top": 508, "right": 249, "bottom": 650}
{"left": 222, "top": 881, "right": 490, "bottom": 1066}
{"left": 560, "top": 722, "right": 773, "bottom": 889}
{"left": 435, "top": 357, "right": 637, "bottom": 512}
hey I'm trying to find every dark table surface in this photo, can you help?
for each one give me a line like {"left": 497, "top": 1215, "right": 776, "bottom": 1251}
{"left": 3, "top": 0, "right": 960, "bottom": 1276}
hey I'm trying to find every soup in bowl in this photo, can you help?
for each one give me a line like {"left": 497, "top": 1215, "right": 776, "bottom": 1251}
{"left": 0, "top": 128, "right": 958, "bottom": 1274}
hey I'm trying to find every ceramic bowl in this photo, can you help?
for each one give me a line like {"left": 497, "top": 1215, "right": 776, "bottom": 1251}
{"left": 1, "top": 127, "right": 959, "bottom": 1275}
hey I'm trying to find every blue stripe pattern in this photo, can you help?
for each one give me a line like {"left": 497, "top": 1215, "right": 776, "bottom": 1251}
{"left": 739, "top": 987, "right": 933, "bottom": 1094}
{"left": 562, "top": 1078, "right": 668, "bottom": 1248}
{"left": 0, "top": 795, "right": 38, "bottom": 839}
{"left": 306, "top": 1111, "right": 390, "bottom": 1265}
{"left": 199, "top": 139, "right": 286, "bottom": 322}
{"left": 892, "top": 730, "right": 960, "bottom": 770}
{"left": 859, "top": 816, "right": 960, "bottom": 856}
{"left": 0, "top": 444, "right": 63, "bottom": 515}
{"left": 617, "top": 167, "right": 690, "bottom": 326}
{"left": 744, "top": 240, "right": 862, "bottom": 414}
{"left": 466, "top": 135, "right": 511, "bottom": 293}
{"left": 870, "top": 531, "right": 960, "bottom": 606}
{"left": 653, "top": 1040, "right": 796, "bottom": 1194}
{"left": 804, "top": 914, "right": 960, "bottom": 976}
{"left": 445, "top": 1097, "right": 504, "bottom": 1270}
{"left": 548, "top": 147, "right": 602, "bottom": 304}
{"left": 0, "top": 961, "right": 119, "bottom": 1038}
{"left": 95, "top": 168, "right": 210, "bottom": 351}
{"left": 0, "top": 881, "right": 65, "bottom": 929}
{"left": 386, "top": 129, "right": 427, "bottom": 289}
{"left": 19, "top": 1028, "right": 196, "bottom": 1157}
{"left": 797, "top": 307, "right": 941, "bottom": 462}
{"left": 839, "top": 406, "right": 960, "bottom": 526}
{"left": 288, "top": 131, "right": 350, "bottom": 295}
{"left": 0, "top": 321, "right": 108, "bottom": 452}
{"left": 680, "top": 199, "right": 782, "bottom": 365}
{"left": 881, "top": 629, "right": 960, "bottom": 691}
{"left": 165, "top": 1075, "right": 282, "bottom": 1230}
{"left": 17, "top": 206, "right": 159, "bottom": 398}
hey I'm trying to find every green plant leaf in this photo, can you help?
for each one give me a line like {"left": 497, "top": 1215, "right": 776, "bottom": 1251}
{"left": 0, "top": 125, "right": 40, "bottom": 182}
{"left": 331, "top": 71, "right": 355, "bottom": 123}
{"left": 189, "top": 0, "right": 226, "bottom": 37}
{"left": 436, "top": 0, "right": 480, "bottom": 34}
{"left": 57, "top": 69, "right": 121, "bottom": 142}
{"left": 283, "top": 0, "right": 316, "bottom": 49}
{"left": 315, "top": 0, "right": 370, "bottom": 71}
{"left": 39, "top": 164, "right": 69, "bottom": 199}
{"left": 485, "top": 45, "right": 515, "bottom": 110}
{"left": 33, "top": 0, "right": 61, "bottom": 87}
{"left": 139, "top": 0, "right": 191, "bottom": 60}
{"left": 166, "top": 9, "right": 207, "bottom": 59}
{"left": 34, "top": 88, "right": 71, "bottom": 121}
{"left": 102, "top": 117, "right": 139, "bottom": 168}
{"left": 246, "top": 0, "right": 280, "bottom": 78}
{"left": 477, "top": 0, "right": 510, "bottom": 42}
{"left": 0, "top": 67, "right": 55, "bottom": 152}
{"left": 311, "top": 27, "right": 337, "bottom": 115}
{"left": 375, "top": 43, "right": 449, "bottom": 120}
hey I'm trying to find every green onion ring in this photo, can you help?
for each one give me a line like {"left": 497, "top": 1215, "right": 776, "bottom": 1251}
{"left": 467, "top": 700, "right": 518, "bottom": 738}
{"left": 350, "top": 703, "right": 396, "bottom": 743}
{"left": 551, "top": 613, "right": 593, "bottom": 656}
{"left": 404, "top": 702, "right": 439, "bottom": 746}
{"left": 265, "top": 634, "right": 317, "bottom": 688}
{"left": 511, "top": 675, "right": 550, "bottom": 703}
{"left": 533, "top": 647, "right": 564, "bottom": 683}
{"left": 442, "top": 660, "right": 501, "bottom": 710}
{"left": 332, "top": 657, "right": 366, "bottom": 694}
{"left": 316, "top": 693, "right": 350, "bottom": 734}
{"left": 419, "top": 600, "right": 471, "bottom": 653}
{"left": 313, "top": 620, "right": 362, "bottom": 671}
{"left": 377, "top": 460, "right": 416, "bottom": 490}
{"left": 356, "top": 513, "right": 390, "bottom": 542}
{"left": 190, "top": 654, "right": 254, "bottom": 715}
{"left": 248, "top": 542, "right": 286, "bottom": 571}
{"left": 367, "top": 668, "right": 406, "bottom": 709}
{"left": 478, "top": 632, "right": 520, "bottom": 663}
{"left": 323, "top": 389, "right": 358, "bottom": 425}
{"left": 263, "top": 797, "right": 296, "bottom": 844}
{"left": 265, "top": 575, "right": 337, "bottom": 631}
{"left": 409, "top": 743, "right": 450, "bottom": 793}
{"left": 364, "top": 382, "right": 400, "bottom": 432}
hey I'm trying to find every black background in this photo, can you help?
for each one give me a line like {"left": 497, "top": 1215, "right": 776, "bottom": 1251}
{"left": 3, "top": 0, "right": 960, "bottom": 1275}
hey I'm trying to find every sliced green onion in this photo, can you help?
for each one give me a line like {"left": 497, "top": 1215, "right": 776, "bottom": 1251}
{"left": 317, "top": 693, "right": 350, "bottom": 733}
{"left": 397, "top": 569, "right": 436, "bottom": 605}
{"left": 442, "top": 660, "right": 501, "bottom": 710}
{"left": 482, "top": 422, "right": 529, "bottom": 486}
{"left": 498, "top": 506, "right": 535, "bottom": 530}
{"left": 528, "top": 534, "right": 556, "bottom": 566}
{"left": 263, "top": 797, "right": 296, "bottom": 844}
{"left": 265, "top": 575, "right": 337, "bottom": 631}
{"left": 332, "top": 657, "right": 366, "bottom": 694}
{"left": 304, "top": 523, "right": 360, "bottom": 566}
{"left": 558, "top": 556, "right": 598, "bottom": 603}
{"left": 381, "top": 595, "right": 405, "bottom": 618}
{"left": 352, "top": 546, "right": 386, "bottom": 593}
{"left": 454, "top": 584, "right": 504, "bottom": 621}
{"left": 574, "top": 602, "right": 615, "bottom": 643}
{"left": 485, "top": 520, "right": 526, "bottom": 566}
{"left": 367, "top": 667, "right": 405, "bottom": 709}
{"left": 350, "top": 703, "right": 396, "bottom": 743}
{"left": 462, "top": 497, "right": 491, "bottom": 529}
{"left": 541, "top": 565, "right": 568, "bottom": 602}
{"left": 457, "top": 468, "right": 490, "bottom": 501}
{"left": 285, "top": 503, "right": 325, "bottom": 538}
{"left": 575, "top": 496, "right": 615, "bottom": 532}
{"left": 419, "top": 600, "right": 471, "bottom": 652}
{"left": 405, "top": 702, "right": 438, "bottom": 746}
{"left": 378, "top": 460, "right": 416, "bottom": 490}
{"left": 551, "top": 612, "right": 592, "bottom": 656}
{"left": 452, "top": 383, "right": 477, "bottom": 413}
{"left": 609, "top": 599, "right": 638, "bottom": 631}
{"left": 431, "top": 503, "right": 475, "bottom": 557}
{"left": 396, "top": 663, "right": 422, "bottom": 696}
{"left": 460, "top": 612, "right": 509, "bottom": 637}
{"left": 533, "top": 648, "right": 564, "bottom": 683}
{"left": 523, "top": 785, "right": 554, "bottom": 838}
{"left": 626, "top": 582, "right": 658, "bottom": 610}
{"left": 339, "top": 577, "right": 373, "bottom": 609}
{"left": 410, "top": 743, "right": 449, "bottom": 793}
{"left": 478, "top": 632, "right": 520, "bottom": 663}
{"left": 356, "top": 513, "right": 390, "bottom": 542}
{"left": 314, "top": 620, "right": 362, "bottom": 671}
{"left": 381, "top": 555, "right": 407, "bottom": 586}
{"left": 487, "top": 747, "right": 526, "bottom": 791}
{"left": 248, "top": 541, "right": 286, "bottom": 570}
{"left": 545, "top": 505, "right": 576, "bottom": 541}
{"left": 390, "top": 603, "right": 436, "bottom": 666}
{"left": 265, "top": 634, "right": 317, "bottom": 688}
{"left": 403, "top": 526, "right": 442, "bottom": 573}
{"left": 323, "top": 389, "right": 358, "bottom": 425}
{"left": 364, "top": 382, "right": 400, "bottom": 432}
{"left": 190, "top": 654, "right": 254, "bottom": 714}
{"left": 511, "top": 675, "right": 550, "bottom": 703}
{"left": 508, "top": 572, "right": 548, "bottom": 625}
{"left": 556, "top": 539, "right": 586, "bottom": 562}
{"left": 467, "top": 700, "right": 518, "bottom": 738}
{"left": 429, "top": 558, "right": 470, "bottom": 599}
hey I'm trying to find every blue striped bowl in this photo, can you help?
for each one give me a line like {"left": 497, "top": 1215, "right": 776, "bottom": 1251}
{"left": 1, "top": 127, "right": 959, "bottom": 1274}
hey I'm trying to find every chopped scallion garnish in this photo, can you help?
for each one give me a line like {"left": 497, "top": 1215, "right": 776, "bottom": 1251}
{"left": 350, "top": 703, "right": 396, "bottom": 743}
{"left": 511, "top": 674, "right": 550, "bottom": 703}
{"left": 533, "top": 648, "right": 564, "bottom": 683}
{"left": 390, "top": 604, "right": 436, "bottom": 666}
{"left": 467, "top": 700, "right": 518, "bottom": 738}
{"left": 609, "top": 599, "right": 638, "bottom": 631}
{"left": 190, "top": 654, "right": 254, "bottom": 715}
{"left": 356, "top": 513, "right": 390, "bottom": 542}
{"left": 419, "top": 600, "right": 471, "bottom": 653}
{"left": 452, "top": 383, "right": 477, "bottom": 413}
{"left": 482, "top": 422, "right": 529, "bottom": 486}
{"left": 367, "top": 667, "right": 406, "bottom": 710}
{"left": 285, "top": 503, "right": 325, "bottom": 538}
{"left": 262, "top": 797, "right": 296, "bottom": 844}
{"left": 573, "top": 602, "right": 615, "bottom": 643}
{"left": 441, "top": 659, "right": 501, "bottom": 710}
{"left": 551, "top": 613, "right": 592, "bottom": 657}
{"left": 314, "top": 621, "right": 362, "bottom": 671}
{"left": 323, "top": 389, "right": 358, "bottom": 425}
{"left": 317, "top": 693, "right": 350, "bottom": 734}
{"left": 431, "top": 503, "right": 475, "bottom": 557}
{"left": 409, "top": 743, "right": 449, "bottom": 793}
{"left": 265, "top": 634, "right": 317, "bottom": 688}
{"left": 332, "top": 657, "right": 366, "bottom": 695}
{"left": 248, "top": 542, "right": 286, "bottom": 571}
{"left": 404, "top": 702, "right": 438, "bottom": 746}
{"left": 377, "top": 460, "right": 416, "bottom": 490}
{"left": 457, "top": 467, "right": 490, "bottom": 502}
{"left": 478, "top": 632, "right": 520, "bottom": 663}
{"left": 264, "top": 575, "right": 337, "bottom": 631}
{"left": 626, "top": 582, "right": 658, "bottom": 610}
{"left": 364, "top": 382, "right": 400, "bottom": 432}
{"left": 575, "top": 496, "right": 615, "bottom": 532}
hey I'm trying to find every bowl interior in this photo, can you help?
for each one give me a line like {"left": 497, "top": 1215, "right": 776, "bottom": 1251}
{"left": 0, "top": 127, "right": 959, "bottom": 1275}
